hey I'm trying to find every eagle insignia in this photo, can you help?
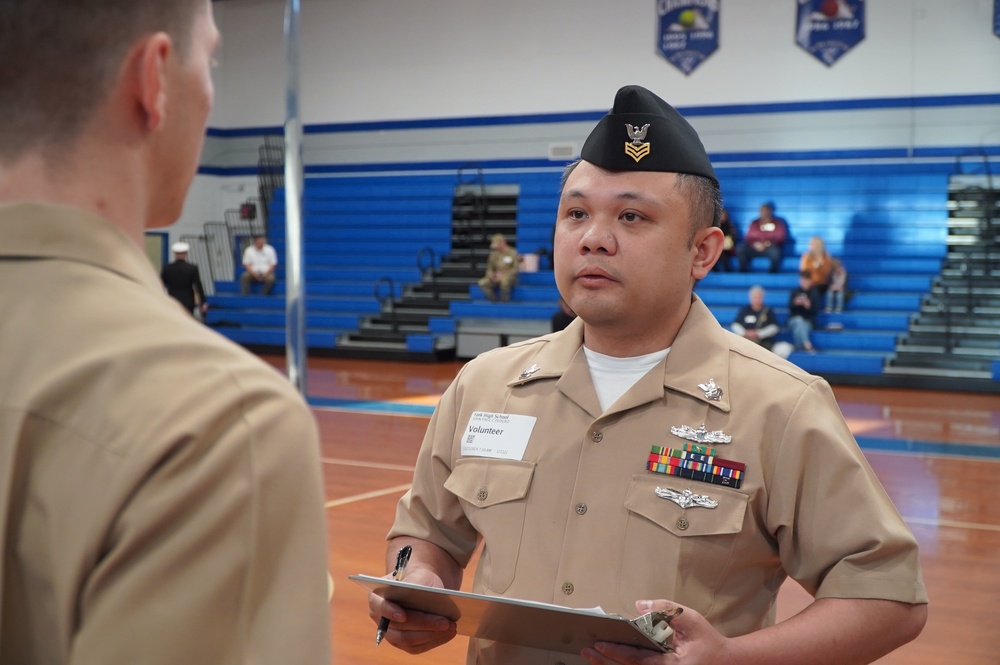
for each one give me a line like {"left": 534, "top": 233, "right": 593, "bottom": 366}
{"left": 624, "top": 123, "right": 651, "bottom": 162}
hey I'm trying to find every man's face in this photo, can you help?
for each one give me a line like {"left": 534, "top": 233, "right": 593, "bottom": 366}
{"left": 148, "top": 1, "right": 220, "bottom": 228}
{"left": 254, "top": 236, "right": 265, "bottom": 249}
{"left": 553, "top": 161, "right": 711, "bottom": 347}
{"left": 750, "top": 289, "right": 764, "bottom": 308}
{"left": 759, "top": 205, "right": 772, "bottom": 220}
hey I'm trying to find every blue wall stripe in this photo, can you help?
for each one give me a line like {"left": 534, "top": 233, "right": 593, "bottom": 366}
{"left": 198, "top": 153, "right": 998, "bottom": 178}
{"left": 205, "top": 93, "right": 1000, "bottom": 137}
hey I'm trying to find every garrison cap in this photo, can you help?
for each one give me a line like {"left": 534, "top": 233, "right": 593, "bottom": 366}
{"left": 580, "top": 85, "right": 717, "bottom": 184}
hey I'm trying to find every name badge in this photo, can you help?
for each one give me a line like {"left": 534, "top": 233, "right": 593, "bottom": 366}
{"left": 460, "top": 411, "right": 537, "bottom": 460}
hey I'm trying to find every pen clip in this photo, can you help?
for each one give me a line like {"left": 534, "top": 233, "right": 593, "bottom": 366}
{"left": 392, "top": 545, "right": 412, "bottom": 581}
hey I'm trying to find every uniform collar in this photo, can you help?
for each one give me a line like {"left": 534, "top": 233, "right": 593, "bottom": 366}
{"left": 0, "top": 202, "right": 164, "bottom": 295}
{"left": 662, "top": 295, "right": 732, "bottom": 413}
{"left": 505, "top": 295, "right": 732, "bottom": 414}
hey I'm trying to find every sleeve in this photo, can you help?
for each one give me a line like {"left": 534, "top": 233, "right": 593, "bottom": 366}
{"left": 765, "top": 380, "right": 927, "bottom": 604}
{"left": 772, "top": 218, "right": 789, "bottom": 244}
{"left": 191, "top": 266, "right": 205, "bottom": 302}
{"left": 388, "top": 368, "right": 480, "bottom": 568}
{"left": 69, "top": 370, "right": 331, "bottom": 665}
{"left": 757, "top": 311, "right": 780, "bottom": 340}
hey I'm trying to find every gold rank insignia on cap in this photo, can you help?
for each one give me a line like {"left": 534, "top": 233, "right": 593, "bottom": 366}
{"left": 625, "top": 123, "right": 651, "bottom": 162}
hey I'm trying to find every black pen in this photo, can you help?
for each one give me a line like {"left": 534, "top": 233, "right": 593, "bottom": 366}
{"left": 375, "top": 544, "right": 413, "bottom": 646}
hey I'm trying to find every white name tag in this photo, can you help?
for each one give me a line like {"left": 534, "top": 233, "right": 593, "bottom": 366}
{"left": 460, "top": 411, "right": 537, "bottom": 460}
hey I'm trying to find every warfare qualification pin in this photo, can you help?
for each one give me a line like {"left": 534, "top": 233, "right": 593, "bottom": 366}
{"left": 655, "top": 486, "right": 718, "bottom": 510}
{"left": 670, "top": 423, "right": 732, "bottom": 444}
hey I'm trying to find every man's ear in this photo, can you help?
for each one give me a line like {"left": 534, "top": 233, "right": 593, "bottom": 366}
{"left": 692, "top": 226, "right": 724, "bottom": 279}
{"left": 133, "top": 33, "right": 173, "bottom": 132}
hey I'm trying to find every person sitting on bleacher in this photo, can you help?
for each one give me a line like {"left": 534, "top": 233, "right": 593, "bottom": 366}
{"left": 787, "top": 270, "right": 822, "bottom": 352}
{"left": 825, "top": 261, "right": 849, "bottom": 313}
{"left": 712, "top": 207, "right": 740, "bottom": 272}
{"left": 799, "top": 236, "right": 836, "bottom": 297}
{"left": 240, "top": 234, "right": 277, "bottom": 295}
{"left": 730, "top": 285, "right": 780, "bottom": 350}
{"left": 737, "top": 201, "right": 789, "bottom": 273}
{"left": 477, "top": 233, "right": 519, "bottom": 302}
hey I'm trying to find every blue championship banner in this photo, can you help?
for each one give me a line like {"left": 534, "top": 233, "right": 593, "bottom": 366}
{"left": 656, "top": 0, "right": 720, "bottom": 76}
{"left": 795, "top": 0, "right": 865, "bottom": 67}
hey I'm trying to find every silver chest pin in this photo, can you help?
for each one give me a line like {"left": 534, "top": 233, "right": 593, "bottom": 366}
{"left": 519, "top": 364, "right": 541, "bottom": 380}
{"left": 670, "top": 423, "right": 732, "bottom": 444}
{"left": 698, "top": 379, "right": 723, "bottom": 401}
{"left": 655, "top": 487, "right": 718, "bottom": 509}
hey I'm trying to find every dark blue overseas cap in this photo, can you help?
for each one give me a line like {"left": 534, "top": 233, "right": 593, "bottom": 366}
{"left": 580, "top": 85, "right": 717, "bottom": 184}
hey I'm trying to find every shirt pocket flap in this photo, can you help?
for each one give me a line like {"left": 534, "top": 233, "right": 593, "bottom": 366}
{"left": 624, "top": 475, "right": 748, "bottom": 537}
{"left": 445, "top": 458, "right": 536, "bottom": 508}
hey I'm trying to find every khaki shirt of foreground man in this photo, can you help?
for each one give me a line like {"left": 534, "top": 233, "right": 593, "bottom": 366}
{"left": 0, "top": 204, "right": 329, "bottom": 665}
{"left": 0, "top": 204, "right": 331, "bottom": 664}
{"left": 0, "top": 0, "right": 328, "bottom": 660}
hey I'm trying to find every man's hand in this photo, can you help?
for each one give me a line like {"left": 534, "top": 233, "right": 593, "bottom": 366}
{"left": 367, "top": 566, "right": 457, "bottom": 654}
{"left": 581, "top": 600, "right": 727, "bottom": 665}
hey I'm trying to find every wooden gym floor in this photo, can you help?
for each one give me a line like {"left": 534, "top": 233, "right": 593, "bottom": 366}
{"left": 268, "top": 356, "right": 1000, "bottom": 665}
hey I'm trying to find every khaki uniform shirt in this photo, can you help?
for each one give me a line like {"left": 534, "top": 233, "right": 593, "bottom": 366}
{"left": 485, "top": 247, "right": 519, "bottom": 279}
{"left": 390, "top": 295, "right": 926, "bottom": 663}
{"left": 0, "top": 203, "right": 330, "bottom": 665}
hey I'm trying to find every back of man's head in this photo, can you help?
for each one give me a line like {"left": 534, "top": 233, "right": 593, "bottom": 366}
{"left": 0, "top": 0, "right": 206, "bottom": 164}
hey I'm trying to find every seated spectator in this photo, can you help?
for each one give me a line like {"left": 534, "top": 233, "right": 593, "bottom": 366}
{"left": 551, "top": 296, "right": 577, "bottom": 332}
{"left": 730, "top": 285, "right": 780, "bottom": 350}
{"left": 799, "top": 236, "right": 836, "bottom": 296}
{"left": 240, "top": 234, "right": 277, "bottom": 295}
{"left": 826, "top": 260, "right": 849, "bottom": 313}
{"left": 477, "top": 233, "right": 519, "bottom": 302}
{"left": 712, "top": 207, "right": 739, "bottom": 272}
{"left": 737, "top": 201, "right": 789, "bottom": 273}
{"left": 788, "top": 270, "right": 822, "bottom": 352}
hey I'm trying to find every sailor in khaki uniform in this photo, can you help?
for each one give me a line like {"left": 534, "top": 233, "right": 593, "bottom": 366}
{"left": 0, "top": 2, "right": 330, "bottom": 663}
{"left": 371, "top": 86, "right": 927, "bottom": 665}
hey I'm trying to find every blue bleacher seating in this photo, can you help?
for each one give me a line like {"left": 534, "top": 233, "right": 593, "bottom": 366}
{"left": 210, "top": 168, "right": 947, "bottom": 379}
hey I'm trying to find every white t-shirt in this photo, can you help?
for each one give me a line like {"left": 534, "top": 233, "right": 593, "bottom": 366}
{"left": 243, "top": 243, "right": 277, "bottom": 275}
{"left": 583, "top": 346, "right": 671, "bottom": 412}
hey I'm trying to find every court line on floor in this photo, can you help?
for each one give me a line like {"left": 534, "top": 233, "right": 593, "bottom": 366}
{"left": 310, "top": 397, "right": 434, "bottom": 418}
{"left": 321, "top": 457, "right": 415, "bottom": 472}
{"left": 324, "top": 483, "right": 412, "bottom": 509}
{"left": 903, "top": 516, "right": 1000, "bottom": 532}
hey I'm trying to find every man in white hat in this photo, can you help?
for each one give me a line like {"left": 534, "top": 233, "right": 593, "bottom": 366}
{"left": 161, "top": 240, "right": 207, "bottom": 317}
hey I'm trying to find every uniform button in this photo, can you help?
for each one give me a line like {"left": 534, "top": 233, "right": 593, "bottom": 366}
{"left": 476, "top": 488, "right": 488, "bottom": 501}
{"left": 676, "top": 517, "right": 689, "bottom": 531}
{"left": 562, "top": 582, "right": 574, "bottom": 595}
{"left": 591, "top": 430, "right": 604, "bottom": 443}
{"left": 575, "top": 503, "right": 588, "bottom": 515}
